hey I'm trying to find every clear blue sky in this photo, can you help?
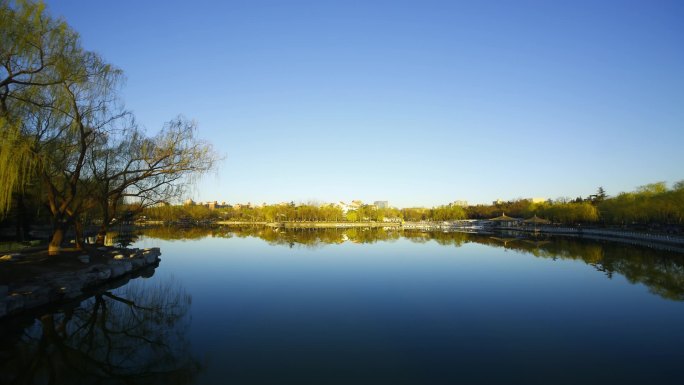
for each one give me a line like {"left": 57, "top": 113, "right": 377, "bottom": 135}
{"left": 46, "top": 0, "right": 683, "bottom": 207}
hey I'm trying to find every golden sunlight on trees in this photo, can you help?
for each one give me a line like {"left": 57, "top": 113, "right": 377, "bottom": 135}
{"left": 0, "top": 0, "right": 84, "bottom": 213}
{"left": 140, "top": 181, "right": 683, "bottom": 229}
{"left": 89, "top": 117, "right": 217, "bottom": 245}
{"left": 599, "top": 181, "right": 684, "bottom": 225}
{"left": 0, "top": 1, "right": 217, "bottom": 253}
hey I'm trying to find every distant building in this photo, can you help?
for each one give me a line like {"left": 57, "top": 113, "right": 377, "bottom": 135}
{"left": 530, "top": 197, "right": 547, "bottom": 204}
{"left": 232, "top": 202, "right": 253, "bottom": 210}
{"left": 338, "top": 200, "right": 364, "bottom": 213}
{"left": 338, "top": 201, "right": 351, "bottom": 213}
{"left": 183, "top": 199, "right": 195, "bottom": 206}
{"left": 452, "top": 200, "right": 468, "bottom": 207}
{"left": 374, "top": 201, "right": 389, "bottom": 209}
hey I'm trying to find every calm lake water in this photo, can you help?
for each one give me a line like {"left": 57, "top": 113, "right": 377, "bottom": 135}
{"left": 2, "top": 227, "right": 684, "bottom": 384}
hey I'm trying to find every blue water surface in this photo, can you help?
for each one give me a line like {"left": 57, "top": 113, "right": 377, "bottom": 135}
{"left": 2, "top": 229, "right": 684, "bottom": 385}
{"left": 128, "top": 231, "right": 684, "bottom": 385}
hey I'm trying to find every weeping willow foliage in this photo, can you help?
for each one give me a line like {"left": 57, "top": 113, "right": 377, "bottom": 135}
{"left": 1, "top": 1, "right": 219, "bottom": 248}
{"left": 0, "top": 119, "right": 41, "bottom": 216}
{"left": 1, "top": 0, "right": 79, "bottom": 217}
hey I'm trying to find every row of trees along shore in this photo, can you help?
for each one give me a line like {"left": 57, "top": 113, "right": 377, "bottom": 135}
{"left": 141, "top": 182, "right": 684, "bottom": 229}
{"left": 0, "top": 1, "right": 217, "bottom": 253}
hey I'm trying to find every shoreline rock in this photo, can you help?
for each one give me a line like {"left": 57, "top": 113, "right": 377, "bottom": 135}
{"left": 0, "top": 247, "right": 161, "bottom": 320}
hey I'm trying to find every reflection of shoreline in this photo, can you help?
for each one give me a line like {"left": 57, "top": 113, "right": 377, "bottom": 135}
{"left": 495, "top": 226, "right": 684, "bottom": 249}
{"left": 497, "top": 228, "right": 684, "bottom": 254}
{"left": 0, "top": 276, "right": 200, "bottom": 384}
{"left": 144, "top": 220, "right": 684, "bottom": 248}
{"left": 139, "top": 226, "right": 684, "bottom": 301}
{"left": 141, "top": 222, "right": 684, "bottom": 251}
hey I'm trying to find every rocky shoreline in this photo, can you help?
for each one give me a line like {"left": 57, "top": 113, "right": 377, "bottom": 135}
{"left": 0, "top": 247, "right": 161, "bottom": 320}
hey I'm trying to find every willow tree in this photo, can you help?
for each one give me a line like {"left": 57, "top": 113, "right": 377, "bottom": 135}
{"left": 0, "top": 0, "right": 82, "bottom": 214}
{"left": 1, "top": 0, "right": 125, "bottom": 253}
{"left": 40, "top": 52, "right": 123, "bottom": 253}
{"left": 89, "top": 116, "right": 218, "bottom": 245}
{"left": 2, "top": 1, "right": 218, "bottom": 252}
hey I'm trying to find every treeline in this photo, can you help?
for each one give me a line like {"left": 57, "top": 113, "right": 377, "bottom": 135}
{"left": 466, "top": 200, "right": 600, "bottom": 223}
{"left": 468, "top": 182, "right": 684, "bottom": 226}
{"left": 599, "top": 182, "right": 684, "bottom": 225}
{"left": 141, "top": 181, "right": 684, "bottom": 228}
{"left": 0, "top": 2, "right": 216, "bottom": 253}
{"left": 143, "top": 203, "right": 468, "bottom": 223}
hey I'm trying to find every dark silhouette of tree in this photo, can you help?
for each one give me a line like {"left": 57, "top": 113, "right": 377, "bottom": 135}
{"left": 0, "top": 278, "right": 201, "bottom": 384}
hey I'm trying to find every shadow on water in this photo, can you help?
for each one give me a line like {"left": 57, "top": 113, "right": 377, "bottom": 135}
{"left": 143, "top": 225, "right": 684, "bottom": 301}
{"left": 0, "top": 275, "right": 201, "bottom": 384}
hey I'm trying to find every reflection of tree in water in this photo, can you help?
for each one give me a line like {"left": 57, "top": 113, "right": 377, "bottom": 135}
{"left": 402, "top": 230, "right": 469, "bottom": 246}
{"left": 466, "top": 234, "right": 684, "bottom": 301}
{"left": 216, "top": 226, "right": 402, "bottom": 248}
{"left": 140, "top": 226, "right": 403, "bottom": 248}
{"left": 141, "top": 226, "right": 217, "bottom": 241}
{"left": 0, "top": 279, "right": 200, "bottom": 384}
{"left": 137, "top": 226, "right": 684, "bottom": 301}
{"left": 406, "top": 232, "right": 684, "bottom": 301}
{"left": 113, "top": 230, "right": 140, "bottom": 248}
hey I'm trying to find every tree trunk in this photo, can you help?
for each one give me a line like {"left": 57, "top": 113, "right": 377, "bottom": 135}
{"left": 95, "top": 207, "right": 110, "bottom": 246}
{"left": 95, "top": 224, "right": 107, "bottom": 246}
{"left": 49, "top": 222, "right": 67, "bottom": 255}
{"left": 74, "top": 220, "right": 85, "bottom": 250}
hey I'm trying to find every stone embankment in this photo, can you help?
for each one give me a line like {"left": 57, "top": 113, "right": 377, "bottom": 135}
{"left": 0, "top": 247, "right": 161, "bottom": 319}
{"left": 502, "top": 226, "right": 684, "bottom": 244}
{"left": 499, "top": 226, "right": 684, "bottom": 252}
